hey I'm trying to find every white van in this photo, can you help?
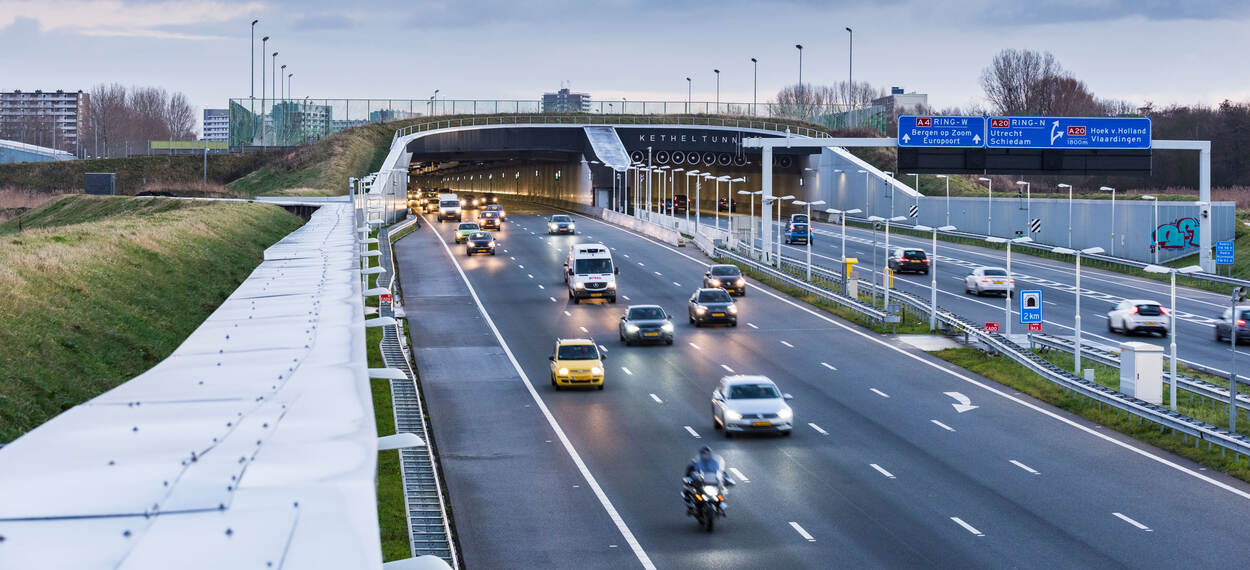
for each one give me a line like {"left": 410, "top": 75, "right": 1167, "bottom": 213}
{"left": 565, "top": 243, "right": 618, "bottom": 304}
{"left": 437, "top": 193, "right": 462, "bottom": 222}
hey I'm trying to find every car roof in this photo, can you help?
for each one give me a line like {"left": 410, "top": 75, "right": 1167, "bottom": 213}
{"left": 709, "top": 264, "right": 737, "bottom": 270}
{"left": 458, "top": 222, "right": 479, "bottom": 227}
{"left": 555, "top": 338, "right": 596, "bottom": 346}
{"left": 1123, "top": 299, "right": 1161, "bottom": 305}
{"left": 975, "top": 266, "right": 1006, "bottom": 271}
{"left": 721, "top": 375, "right": 776, "bottom": 386}
{"left": 626, "top": 304, "right": 664, "bottom": 311}
{"left": 696, "top": 287, "right": 731, "bottom": 295}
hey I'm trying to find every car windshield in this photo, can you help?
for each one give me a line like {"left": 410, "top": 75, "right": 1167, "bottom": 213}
{"left": 552, "top": 215, "right": 572, "bottom": 222}
{"left": 1136, "top": 304, "right": 1163, "bottom": 316}
{"left": 628, "top": 307, "right": 666, "bottom": 320}
{"left": 470, "top": 232, "right": 490, "bottom": 240}
{"left": 728, "top": 383, "right": 780, "bottom": 399}
{"left": 793, "top": 214, "right": 809, "bottom": 221}
{"left": 903, "top": 250, "right": 927, "bottom": 260}
{"left": 710, "top": 266, "right": 740, "bottom": 277}
{"left": 574, "top": 259, "right": 613, "bottom": 274}
{"left": 440, "top": 200, "right": 459, "bottom": 207}
{"left": 697, "top": 290, "right": 732, "bottom": 303}
{"left": 458, "top": 223, "right": 479, "bottom": 231}
{"left": 557, "top": 345, "right": 599, "bottom": 360}
{"left": 481, "top": 212, "right": 497, "bottom": 218}
{"left": 982, "top": 269, "right": 1007, "bottom": 276}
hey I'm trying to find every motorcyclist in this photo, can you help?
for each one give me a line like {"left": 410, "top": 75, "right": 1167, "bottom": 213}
{"left": 683, "top": 446, "right": 734, "bottom": 513}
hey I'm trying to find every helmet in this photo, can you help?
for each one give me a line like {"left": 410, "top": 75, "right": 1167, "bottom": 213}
{"left": 698, "top": 446, "right": 713, "bottom": 458}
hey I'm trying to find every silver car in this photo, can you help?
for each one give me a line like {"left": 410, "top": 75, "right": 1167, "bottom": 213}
{"left": 711, "top": 375, "right": 793, "bottom": 438}
{"left": 964, "top": 267, "right": 1014, "bottom": 297}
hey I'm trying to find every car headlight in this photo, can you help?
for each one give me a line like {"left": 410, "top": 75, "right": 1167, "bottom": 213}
{"left": 661, "top": 323, "right": 674, "bottom": 332}
{"left": 708, "top": 278, "right": 721, "bottom": 287}
{"left": 574, "top": 282, "right": 585, "bottom": 289}
{"left": 728, "top": 304, "right": 738, "bottom": 314}
{"left": 778, "top": 406, "right": 793, "bottom": 420}
{"left": 625, "top": 324, "right": 639, "bottom": 333}
{"left": 724, "top": 409, "right": 742, "bottom": 422}
{"left": 558, "top": 367, "right": 569, "bottom": 375}
{"left": 569, "top": 223, "right": 576, "bottom": 229}
{"left": 702, "top": 485, "right": 719, "bottom": 497}
{"left": 695, "top": 306, "right": 707, "bottom": 314}
{"left": 489, "top": 241, "right": 496, "bottom": 247}
{"left": 607, "top": 280, "right": 617, "bottom": 288}
{"left": 736, "top": 278, "right": 745, "bottom": 286}
{"left": 591, "top": 367, "right": 602, "bottom": 375}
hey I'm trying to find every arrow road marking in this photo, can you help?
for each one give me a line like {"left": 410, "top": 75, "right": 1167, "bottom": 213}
{"left": 729, "top": 467, "right": 749, "bottom": 483}
{"left": 930, "top": 419, "right": 956, "bottom": 432}
{"left": 1010, "top": 460, "right": 1040, "bottom": 475}
{"left": 870, "top": 463, "right": 896, "bottom": 479}
{"left": 951, "top": 517, "right": 985, "bottom": 537}
{"left": 789, "top": 522, "right": 816, "bottom": 542}
{"left": 871, "top": 388, "right": 890, "bottom": 398}
{"left": 684, "top": 426, "right": 702, "bottom": 439}
{"left": 944, "top": 391, "right": 979, "bottom": 413}
{"left": 1113, "top": 512, "right": 1152, "bottom": 532}
{"left": 747, "top": 322, "right": 758, "bottom": 329}
{"left": 598, "top": 345, "right": 608, "bottom": 353}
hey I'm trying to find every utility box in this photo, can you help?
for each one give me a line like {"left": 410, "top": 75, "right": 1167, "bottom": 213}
{"left": 1120, "top": 341, "right": 1163, "bottom": 405}
{"left": 84, "top": 173, "right": 116, "bottom": 195}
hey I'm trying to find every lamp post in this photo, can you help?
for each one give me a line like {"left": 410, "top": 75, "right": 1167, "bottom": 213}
{"left": 1100, "top": 186, "right": 1117, "bottom": 256}
{"left": 987, "top": 235, "right": 1033, "bottom": 335}
{"left": 250, "top": 19, "right": 258, "bottom": 111}
{"left": 714, "top": 69, "right": 721, "bottom": 109}
{"left": 977, "top": 176, "right": 993, "bottom": 235}
{"left": 1017, "top": 180, "right": 1031, "bottom": 236}
{"left": 1145, "top": 264, "right": 1204, "bottom": 410}
{"left": 768, "top": 195, "right": 795, "bottom": 266}
{"left": 869, "top": 215, "right": 907, "bottom": 308}
{"left": 1143, "top": 195, "right": 1159, "bottom": 264}
{"left": 686, "top": 77, "right": 692, "bottom": 113}
{"left": 260, "top": 35, "right": 269, "bottom": 143}
{"left": 794, "top": 200, "right": 825, "bottom": 280}
{"left": 1053, "top": 246, "right": 1105, "bottom": 374}
{"left": 658, "top": 166, "right": 670, "bottom": 216}
{"left": 858, "top": 169, "right": 871, "bottom": 215}
{"left": 826, "top": 208, "right": 862, "bottom": 266}
{"left": 795, "top": 44, "right": 803, "bottom": 92}
{"left": 936, "top": 174, "right": 951, "bottom": 227}
{"left": 739, "top": 190, "right": 758, "bottom": 257}
{"left": 685, "top": 170, "right": 700, "bottom": 228}
{"left": 846, "top": 27, "right": 853, "bottom": 117}
{"left": 714, "top": 175, "right": 728, "bottom": 232}
{"left": 1059, "top": 183, "right": 1073, "bottom": 247}
{"left": 702, "top": 172, "right": 715, "bottom": 231}
{"left": 669, "top": 168, "right": 684, "bottom": 218}
{"left": 691, "top": 171, "right": 704, "bottom": 232}
{"left": 912, "top": 224, "right": 958, "bottom": 330}
{"left": 750, "top": 57, "right": 758, "bottom": 115}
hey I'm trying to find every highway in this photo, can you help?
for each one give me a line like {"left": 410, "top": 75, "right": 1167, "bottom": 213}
{"left": 400, "top": 202, "right": 1250, "bottom": 568}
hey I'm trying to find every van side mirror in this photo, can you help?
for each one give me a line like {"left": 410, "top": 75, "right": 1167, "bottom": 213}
{"left": 704, "top": 272, "right": 711, "bottom": 277}
{"left": 614, "top": 267, "right": 620, "bottom": 275}
{"left": 783, "top": 393, "right": 794, "bottom": 400}
{"left": 548, "top": 355, "right": 555, "bottom": 361}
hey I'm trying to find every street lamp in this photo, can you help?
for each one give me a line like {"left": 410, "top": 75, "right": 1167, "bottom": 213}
{"left": 669, "top": 168, "right": 685, "bottom": 218}
{"left": 794, "top": 200, "right": 825, "bottom": 279}
{"left": 714, "top": 69, "right": 721, "bottom": 109}
{"left": 935, "top": 174, "right": 951, "bottom": 227}
{"left": 1100, "top": 186, "right": 1117, "bottom": 256}
{"left": 977, "top": 176, "right": 993, "bottom": 235}
{"left": 987, "top": 235, "right": 1032, "bottom": 335}
{"left": 916, "top": 224, "right": 957, "bottom": 330}
{"left": 1143, "top": 195, "right": 1159, "bottom": 264}
{"left": 858, "top": 169, "right": 871, "bottom": 215}
{"left": 685, "top": 169, "right": 700, "bottom": 228}
{"left": 750, "top": 57, "right": 758, "bottom": 115}
{"left": 1053, "top": 246, "right": 1105, "bottom": 375}
{"left": 686, "top": 77, "right": 692, "bottom": 113}
{"left": 1145, "top": 263, "right": 1205, "bottom": 410}
{"left": 1058, "top": 183, "right": 1073, "bottom": 247}
{"left": 1017, "top": 180, "right": 1031, "bottom": 235}
{"left": 846, "top": 27, "right": 854, "bottom": 118}
{"left": 795, "top": 44, "right": 803, "bottom": 94}
{"left": 869, "top": 214, "right": 907, "bottom": 308}
{"left": 260, "top": 35, "right": 269, "bottom": 142}
{"left": 250, "top": 20, "right": 259, "bottom": 105}
{"left": 826, "top": 208, "right": 862, "bottom": 267}
{"left": 739, "top": 190, "right": 759, "bottom": 258}
{"left": 766, "top": 195, "right": 795, "bottom": 266}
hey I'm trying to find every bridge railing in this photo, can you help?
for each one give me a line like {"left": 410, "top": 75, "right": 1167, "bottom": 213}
{"left": 391, "top": 114, "right": 835, "bottom": 143}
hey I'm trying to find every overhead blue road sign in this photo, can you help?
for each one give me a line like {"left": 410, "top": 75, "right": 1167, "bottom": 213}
{"left": 1019, "top": 289, "right": 1043, "bottom": 325}
{"left": 985, "top": 116, "right": 1151, "bottom": 149}
{"left": 1216, "top": 240, "right": 1235, "bottom": 265}
{"left": 897, "top": 115, "right": 986, "bottom": 148}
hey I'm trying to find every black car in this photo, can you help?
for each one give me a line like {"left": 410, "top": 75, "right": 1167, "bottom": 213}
{"left": 479, "top": 210, "right": 501, "bottom": 229}
{"left": 484, "top": 192, "right": 498, "bottom": 204}
{"left": 619, "top": 305, "right": 675, "bottom": 345}
{"left": 689, "top": 288, "right": 738, "bottom": 327}
{"left": 665, "top": 195, "right": 688, "bottom": 215}
{"left": 703, "top": 264, "right": 746, "bottom": 296}
{"left": 888, "top": 247, "right": 930, "bottom": 274}
{"left": 716, "top": 197, "right": 738, "bottom": 212}
{"left": 461, "top": 193, "right": 479, "bottom": 209}
{"left": 465, "top": 231, "right": 496, "bottom": 256}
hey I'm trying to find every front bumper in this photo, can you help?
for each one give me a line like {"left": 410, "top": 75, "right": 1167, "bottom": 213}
{"left": 724, "top": 419, "right": 792, "bottom": 433}
{"left": 481, "top": 221, "right": 500, "bottom": 229}
{"left": 694, "top": 311, "right": 737, "bottom": 324}
{"left": 626, "top": 329, "right": 673, "bottom": 343}
{"left": 467, "top": 245, "right": 495, "bottom": 254}
{"left": 554, "top": 373, "right": 604, "bottom": 387}
{"left": 549, "top": 225, "right": 575, "bottom": 234}
{"left": 572, "top": 287, "right": 615, "bottom": 299}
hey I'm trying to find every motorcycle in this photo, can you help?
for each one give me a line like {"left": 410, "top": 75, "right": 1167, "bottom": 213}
{"left": 682, "top": 471, "right": 727, "bottom": 531}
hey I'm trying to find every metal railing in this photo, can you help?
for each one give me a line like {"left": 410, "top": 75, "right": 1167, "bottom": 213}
{"left": 393, "top": 114, "right": 835, "bottom": 142}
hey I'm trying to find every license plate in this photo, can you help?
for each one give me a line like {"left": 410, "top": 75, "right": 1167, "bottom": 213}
{"left": 644, "top": 332, "right": 659, "bottom": 337}
{"left": 993, "top": 280, "right": 1004, "bottom": 284}
{"left": 752, "top": 421, "right": 771, "bottom": 427}
{"left": 591, "top": 293, "right": 602, "bottom": 297}
{"left": 1145, "top": 322, "right": 1158, "bottom": 326}
{"left": 712, "top": 313, "right": 725, "bottom": 317}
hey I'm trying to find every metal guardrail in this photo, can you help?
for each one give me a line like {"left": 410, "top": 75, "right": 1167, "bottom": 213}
{"left": 393, "top": 114, "right": 834, "bottom": 142}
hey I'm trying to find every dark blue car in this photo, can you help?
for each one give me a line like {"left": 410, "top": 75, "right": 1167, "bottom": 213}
{"left": 784, "top": 223, "right": 811, "bottom": 245}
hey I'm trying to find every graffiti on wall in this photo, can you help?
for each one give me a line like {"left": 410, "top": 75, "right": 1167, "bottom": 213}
{"left": 1153, "top": 217, "right": 1199, "bottom": 250}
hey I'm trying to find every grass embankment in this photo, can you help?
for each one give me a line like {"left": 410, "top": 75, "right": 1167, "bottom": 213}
{"left": 226, "top": 121, "right": 407, "bottom": 197}
{"left": 934, "top": 347, "right": 1250, "bottom": 482}
{"left": 0, "top": 195, "right": 304, "bottom": 442}
{"left": 0, "top": 154, "right": 272, "bottom": 196}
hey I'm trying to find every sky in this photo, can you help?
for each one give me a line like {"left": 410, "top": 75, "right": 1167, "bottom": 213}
{"left": 3, "top": 0, "right": 1250, "bottom": 132}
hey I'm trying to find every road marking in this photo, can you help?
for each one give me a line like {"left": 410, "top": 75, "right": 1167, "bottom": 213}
{"left": 821, "top": 362, "right": 837, "bottom": 370}
{"left": 649, "top": 393, "right": 663, "bottom": 404}
{"left": 622, "top": 367, "right": 633, "bottom": 376}
{"left": 564, "top": 310, "right": 572, "bottom": 317}
{"left": 1113, "top": 512, "right": 1152, "bottom": 532}
{"left": 579, "top": 326, "right": 589, "bottom": 333}
{"left": 549, "top": 297, "right": 557, "bottom": 302}
{"left": 624, "top": 254, "right": 630, "bottom": 258}
{"left": 870, "top": 463, "right": 896, "bottom": 479}
{"left": 871, "top": 388, "right": 890, "bottom": 398}
{"left": 538, "top": 284, "right": 545, "bottom": 289}
{"left": 684, "top": 426, "right": 702, "bottom": 439}
{"left": 720, "top": 364, "right": 735, "bottom": 373}
{"left": 780, "top": 340, "right": 794, "bottom": 348}
{"left": 950, "top": 517, "right": 985, "bottom": 537}
{"left": 1010, "top": 460, "right": 1040, "bottom": 475}
{"left": 622, "top": 295, "right": 631, "bottom": 301}
{"left": 1043, "top": 300, "right": 1058, "bottom": 306}
{"left": 673, "top": 281, "right": 682, "bottom": 287}
{"left": 788, "top": 521, "right": 816, "bottom": 542}
{"left": 519, "top": 264, "right": 525, "bottom": 269}
{"left": 510, "top": 256, "right": 516, "bottom": 260}
{"left": 930, "top": 419, "right": 956, "bottom": 432}
{"left": 654, "top": 271, "right": 663, "bottom": 276}
{"left": 808, "top": 423, "right": 828, "bottom": 435}
{"left": 527, "top": 273, "right": 534, "bottom": 278}
{"left": 729, "top": 467, "right": 749, "bottom": 483}
{"left": 599, "top": 345, "right": 608, "bottom": 353}
{"left": 944, "top": 391, "right": 979, "bottom": 413}
{"left": 638, "top": 262, "right": 645, "bottom": 266}
{"left": 689, "top": 342, "right": 701, "bottom": 350}
{"left": 746, "top": 322, "right": 758, "bottom": 329}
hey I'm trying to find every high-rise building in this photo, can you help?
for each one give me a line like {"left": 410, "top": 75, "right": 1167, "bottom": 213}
{"left": 202, "top": 108, "right": 229, "bottom": 142}
{"left": 369, "top": 109, "right": 421, "bottom": 123}
{"left": 272, "top": 102, "right": 333, "bottom": 145}
{"left": 0, "top": 90, "right": 89, "bottom": 155}
{"left": 542, "top": 88, "right": 591, "bottom": 113}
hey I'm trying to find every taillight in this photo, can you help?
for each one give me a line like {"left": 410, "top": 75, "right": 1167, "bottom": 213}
{"left": 1239, "top": 319, "right": 1246, "bottom": 328}
{"left": 1129, "top": 306, "right": 1139, "bottom": 314}
{"left": 1009, "top": 279, "right": 1015, "bottom": 283}
{"left": 1161, "top": 307, "right": 1170, "bottom": 315}
{"left": 981, "top": 278, "right": 991, "bottom": 283}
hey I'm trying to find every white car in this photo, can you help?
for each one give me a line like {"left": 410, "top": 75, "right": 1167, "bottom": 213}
{"left": 964, "top": 267, "right": 1014, "bottom": 297}
{"left": 1107, "top": 299, "right": 1169, "bottom": 337}
{"left": 711, "top": 375, "right": 793, "bottom": 438}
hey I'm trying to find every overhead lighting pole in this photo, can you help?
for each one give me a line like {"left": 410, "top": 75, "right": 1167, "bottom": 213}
{"left": 686, "top": 77, "right": 692, "bottom": 113}
{"left": 1143, "top": 195, "right": 1159, "bottom": 264}
{"left": 1145, "top": 264, "right": 1204, "bottom": 410}
{"left": 846, "top": 27, "right": 853, "bottom": 124}
{"left": 795, "top": 44, "right": 804, "bottom": 102}
{"left": 260, "top": 35, "right": 269, "bottom": 143}
{"left": 987, "top": 235, "right": 1033, "bottom": 335}
{"left": 869, "top": 214, "right": 906, "bottom": 308}
{"left": 739, "top": 190, "right": 759, "bottom": 258}
{"left": 826, "top": 207, "right": 862, "bottom": 267}
{"left": 794, "top": 200, "right": 826, "bottom": 279}
{"left": 1017, "top": 180, "right": 1031, "bottom": 236}
{"left": 750, "top": 57, "right": 758, "bottom": 115}
{"left": 250, "top": 20, "right": 258, "bottom": 111}
{"left": 1053, "top": 246, "right": 1105, "bottom": 374}
{"left": 714, "top": 69, "right": 721, "bottom": 109}
{"left": 1100, "top": 186, "right": 1117, "bottom": 256}
{"left": 978, "top": 176, "right": 993, "bottom": 235}
{"left": 916, "top": 224, "right": 958, "bottom": 330}
{"left": 1059, "top": 183, "right": 1073, "bottom": 247}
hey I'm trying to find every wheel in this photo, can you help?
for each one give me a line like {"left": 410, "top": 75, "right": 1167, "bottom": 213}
{"left": 1160, "top": 330, "right": 1169, "bottom": 338}
{"left": 781, "top": 430, "right": 793, "bottom": 437}
{"left": 731, "top": 320, "right": 738, "bottom": 327}
{"left": 491, "top": 251, "right": 496, "bottom": 256}
{"left": 573, "top": 296, "right": 580, "bottom": 304}
{"left": 1107, "top": 319, "right": 1115, "bottom": 333}
{"left": 740, "top": 288, "right": 746, "bottom": 297}
{"left": 550, "top": 374, "right": 557, "bottom": 387}
{"left": 1216, "top": 327, "right": 1224, "bottom": 342}
{"left": 666, "top": 338, "right": 673, "bottom": 345}
{"left": 689, "top": 313, "right": 695, "bottom": 324}
{"left": 694, "top": 320, "right": 701, "bottom": 328}
{"left": 609, "top": 296, "right": 617, "bottom": 304}
{"left": 723, "top": 430, "right": 732, "bottom": 439}
{"left": 597, "top": 385, "right": 604, "bottom": 390}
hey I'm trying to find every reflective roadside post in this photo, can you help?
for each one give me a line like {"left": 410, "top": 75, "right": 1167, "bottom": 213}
{"left": 793, "top": 199, "right": 825, "bottom": 280}
{"left": 869, "top": 215, "right": 906, "bottom": 309}
{"left": 987, "top": 235, "right": 1033, "bottom": 336}
{"left": 1142, "top": 195, "right": 1158, "bottom": 264}
{"left": 1053, "top": 246, "right": 1104, "bottom": 374}
{"left": 1145, "top": 264, "right": 1204, "bottom": 410}
{"left": 916, "top": 224, "right": 956, "bottom": 331}
{"left": 1100, "top": 186, "right": 1116, "bottom": 256}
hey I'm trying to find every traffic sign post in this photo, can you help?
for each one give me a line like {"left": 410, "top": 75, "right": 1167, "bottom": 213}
{"left": 1019, "top": 289, "right": 1043, "bottom": 325}
{"left": 897, "top": 116, "right": 986, "bottom": 148}
{"left": 984, "top": 322, "right": 1000, "bottom": 333}
{"left": 1027, "top": 323, "right": 1042, "bottom": 332}
{"left": 985, "top": 116, "right": 1151, "bottom": 150}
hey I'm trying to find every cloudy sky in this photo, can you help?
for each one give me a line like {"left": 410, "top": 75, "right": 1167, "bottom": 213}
{"left": 3, "top": 0, "right": 1249, "bottom": 126}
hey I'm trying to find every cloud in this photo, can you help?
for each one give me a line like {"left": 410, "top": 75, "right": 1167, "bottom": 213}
{"left": 0, "top": 0, "right": 263, "bottom": 39}
{"left": 971, "top": 0, "right": 1250, "bottom": 24}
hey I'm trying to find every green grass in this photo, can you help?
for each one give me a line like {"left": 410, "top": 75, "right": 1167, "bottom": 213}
{"left": 934, "top": 347, "right": 1250, "bottom": 482}
{"left": 0, "top": 195, "right": 304, "bottom": 442}
{"left": 0, "top": 153, "right": 272, "bottom": 195}
{"left": 366, "top": 321, "right": 410, "bottom": 561}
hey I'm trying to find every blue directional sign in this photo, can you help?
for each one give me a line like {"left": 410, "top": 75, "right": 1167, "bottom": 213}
{"left": 1019, "top": 289, "right": 1043, "bottom": 325}
{"left": 985, "top": 116, "right": 1151, "bottom": 149}
{"left": 897, "top": 115, "right": 986, "bottom": 148}
{"left": 1216, "top": 240, "right": 1235, "bottom": 265}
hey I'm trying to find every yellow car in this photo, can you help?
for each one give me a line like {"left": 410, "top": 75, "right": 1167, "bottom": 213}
{"left": 549, "top": 338, "right": 605, "bottom": 390}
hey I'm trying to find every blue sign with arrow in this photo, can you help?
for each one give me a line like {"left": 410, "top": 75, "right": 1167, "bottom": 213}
{"left": 985, "top": 116, "right": 1151, "bottom": 149}
{"left": 897, "top": 115, "right": 986, "bottom": 148}
{"left": 1019, "top": 289, "right": 1043, "bottom": 325}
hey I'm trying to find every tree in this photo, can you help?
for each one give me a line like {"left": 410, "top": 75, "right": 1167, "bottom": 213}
{"left": 980, "top": 49, "right": 1064, "bottom": 115}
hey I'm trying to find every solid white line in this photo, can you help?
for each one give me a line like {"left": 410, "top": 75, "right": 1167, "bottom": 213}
{"left": 780, "top": 340, "right": 794, "bottom": 348}
{"left": 559, "top": 207, "right": 1250, "bottom": 504}
{"left": 729, "top": 467, "right": 749, "bottom": 483}
{"left": 1113, "top": 512, "right": 1152, "bottom": 532}
{"left": 821, "top": 362, "right": 837, "bottom": 370}
{"left": 426, "top": 221, "right": 656, "bottom": 569}
{"left": 721, "top": 364, "right": 735, "bottom": 373}
{"left": 931, "top": 419, "right": 956, "bottom": 432}
{"left": 746, "top": 322, "right": 758, "bottom": 329}
{"left": 563, "top": 310, "right": 572, "bottom": 317}
{"left": 1010, "top": 460, "right": 1040, "bottom": 475}
{"left": 808, "top": 423, "right": 829, "bottom": 435}
{"left": 684, "top": 425, "right": 702, "bottom": 439}
{"left": 549, "top": 296, "right": 557, "bottom": 302}
{"left": 788, "top": 521, "right": 816, "bottom": 542}
{"left": 871, "top": 388, "right": 890, "bottom": 398}
{"left": 950, "top": 517, "right": 985, "bottom": 537}
{"left": 650, "top": 393, "right": 663, "bottom": 404}
{"left": 622, "top": 367, "right": 633, "bottom": 376}
{"left": 870, "top": 463, "right": 896, "bottom": 479}
{"left": 579, "top": 326, "right": 589, "bottom": 333}
{"left": 689, "top": 342, "right": 701, "bottom": 350}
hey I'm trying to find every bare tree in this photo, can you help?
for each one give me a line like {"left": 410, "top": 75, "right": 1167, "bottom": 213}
{"left": 166, "top": 93, "right": 196, "bottom": 140}
{"left": 88, "top": 83, "right": 128, "bottom": 157}
{"left": 980, "top": 49, "right": 1064, "bottom": 115}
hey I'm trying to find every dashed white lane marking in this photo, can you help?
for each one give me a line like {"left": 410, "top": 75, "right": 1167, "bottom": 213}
{"left": 720, "top": 364, "right": 735, "bottom": 373}
{"left": 729, "top": 467, "right": 749, "bottom": 483}
{"left": 579, "top": 326, "right": 589, "bottom": 333}
{"left": 746, "top": 322, "right": 758, "bottom": 329}
{"left": 808, "top": 423, "right": 829, "bottom": 435}
{"left": 599, "top": 345, "right": 608, "bottom": 353}
{"left": 519, "top": 264, "right": 525, "bottom": 269}
{"left": 684, "top": 426, "right": 702, "bottom": 439}
{"left": 1043, "top": 300, "right": 1058, "bottom": 306}
{"left": 871, "top": 388, "right": 890, "bottom": 398}
{"left": 638, "top": 262, "right": 645, "bottom": 266}
{"left": 527, "top": 273, "right": 534, "bottom": 278}
{"left": 622, "top": 367, "right": 633, "bottom": 375}
{"left": 780, "top": 340, "right": 794, "bottom": 348}
{"left": 1113, "top": 512, "right": 1152, "bottom": 532}
{"left": 654, "top": 271, "right": 663, "bottom": 276}
{"left": 870, "top": 463, "right": 896, "bottom": 479}
{"left": 624, "top": 254, "right": 631, "bottom": 258}
{"left": 564, "top": 310, "right": 572, "bottom": 317}
{"left": 689, "top": 342, "right": 701, "bottom": 350}
{"left": 821, "top": 362, "right": 837, "bottom": 370}
{"left": 538, "top": 284, "right": 545, "bottom": 289}
{"left": 673, "top": 281, "right": 682, "bottom": 287}
{"left": 650, "top": 393, "right": 663, "bottom": 404}
{"left": 931, "top": 419, "right": 956, "bottom": 432}
{"left": 951, "top": 517, "right": 985, "bottom": 537}
{"left": 622, "top": 295, "right": 631, "bottom": 301}
{"left": 549, "top": 297, "right": 557, "bottom": 302}
{"left": 1010, "top": 460, "right": 1040, "bottom": 475}
{"left": 510, "top": 256, "right": 516, "bottom": 260}
{"left": 789, "top": 521, "right": 816, "bottom": 542}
